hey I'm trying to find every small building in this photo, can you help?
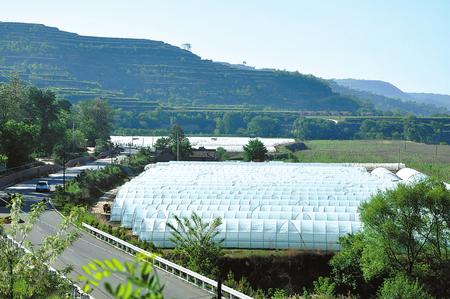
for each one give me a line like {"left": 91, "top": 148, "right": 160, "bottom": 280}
{"left": 155, "top": 149, "right": 176, "bottom": 162}
{"left": 189, "top": 147, "right": 218, "bottom": 161}
{"left": 155, "top": 147, "right": 218, "bottom": 162}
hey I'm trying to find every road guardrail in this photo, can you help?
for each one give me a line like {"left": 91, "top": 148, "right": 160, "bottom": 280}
{"left": 82, "top": 222, "right": 253, "bottom": 299}
{"left": 4, "top": 235, "right": 92, "bottom": 299}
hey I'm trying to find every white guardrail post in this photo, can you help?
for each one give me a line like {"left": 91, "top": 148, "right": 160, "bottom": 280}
{"left": 82, "top": 223, "right": 253, "bottom": 299}
{"left": 4, "top": 235, "right": 92, "bottom": 299}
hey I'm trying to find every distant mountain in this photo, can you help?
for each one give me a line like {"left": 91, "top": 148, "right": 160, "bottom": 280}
{"left": 329, "top": 81, "right": 444, "bottom": 115}
{"left": 334, "top": 79, "right": 450, "bottom": 111}
{"left": 0, "top": 21, "right": 362, "bottom": 112}
{"left": 408, "top": 93, "right": 450, "bottom": 110}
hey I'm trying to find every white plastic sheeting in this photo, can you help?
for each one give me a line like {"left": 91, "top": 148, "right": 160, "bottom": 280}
{"left": 111, "top": 162, "right": 401, "bottom": 250}
{"left": 110, "top": 136, "right": 294, "bottom": 152}
{"left": 371, "top": 167, "right": 401, "bottom": 181}
{"left": 396, "top": 168, "right": 428, "bottom": 183}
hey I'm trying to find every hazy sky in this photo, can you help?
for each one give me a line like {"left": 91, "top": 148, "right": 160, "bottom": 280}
{"left": 1, "top": 0, "right": 449, "bottom": 94}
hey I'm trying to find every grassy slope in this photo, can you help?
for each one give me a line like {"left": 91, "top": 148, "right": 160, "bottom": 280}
{"left": 0, "top": 22, "right": 360, "bottom": 112}
{"left": 289, "top": 140, "right": 450, "bottom": 181}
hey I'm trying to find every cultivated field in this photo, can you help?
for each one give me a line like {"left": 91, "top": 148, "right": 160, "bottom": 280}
{"left": 289, "top": 140, "right": 450, "bottom": 181}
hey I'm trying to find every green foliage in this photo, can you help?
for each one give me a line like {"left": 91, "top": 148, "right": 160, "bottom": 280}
{"left": 359, "top": 179, "right": 449, "bottom": 297}
{"left": 247, "top": 115, "right": 280, "bottom": 137}
{"left": 0, "top": 120, "right": 38, "bottom": 167}
{"left": 287, "top": 140, "right": 450, "bottom": 181}
{"left": 121, "top": 147, "right": 154, "bottom": 173}
{"left": 312, "top": 277, "right": 335, "bottom": 298}
{"left": 154, "top": 137, "right": 170, "bottom": 151}
{"left": 77, "top": 98, "right": 114, "bottom": 146}
{"left": 79, "top": 254, "right": 164, "bottom": 298}
{"left": 0, "top": 154, "right": 7, "bottom": 168}
{"left": 325, "top": 179, "right": 450, "bottom": 298}
{"left": 26, "top": 87, "right": 63, "bottom": 155}
{"left": 243, "top": 139, "right": 268, "bottom": 162}
{"left": 0, "top": 23, "right": 364, "bottom": 113}
{"left": 216, "top": 147, "right": 229, "bottom": 161}
{"left": 268, "top": 288, "right": 287, "bottom": 299}
{"left": 53, "top": 164, "right": 127, "bottom": 208}
{"left": 378, "top": 274, "right": 432, "bottom": 299}
{"left": 167, "top": 213, "right": 223, "bottom": 277}
{"left": 291, "top": 116, "right": 449, "bottom": 144}
{"left": 154, "top": 124, "right": 192, "bottom": 160}
{"left": 292, "top": 118, "right": 347, "bottom": 140}
{"left": 329, "top": 233, "right": 378, "bottom": 296}
{"left": 223, "top": 271, "right": 256, "bottom": 296}
{"left": 0, "top": 75, "right": 26, "bottom": 124}
{"left": 0, "top": 76, "right": 94, "bottom": 168}
{"left": 0, "top": 194, "right": 82, "bottom": 298}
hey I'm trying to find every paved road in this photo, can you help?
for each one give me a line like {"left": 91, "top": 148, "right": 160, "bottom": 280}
{"left": 1, "top": 158, "right": 212, "bottom": 299}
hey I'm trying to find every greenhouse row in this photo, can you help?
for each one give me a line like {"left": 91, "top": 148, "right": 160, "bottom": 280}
{"left": 111, "top": 162, "right": 424, "bottom": 250}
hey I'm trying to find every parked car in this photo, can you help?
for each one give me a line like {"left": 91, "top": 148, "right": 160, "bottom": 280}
{"left": 35, "top": 181, "right": 51, "bottom": 193}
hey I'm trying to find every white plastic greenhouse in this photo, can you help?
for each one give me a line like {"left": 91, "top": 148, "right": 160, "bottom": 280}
{"left": 111, "top": 162, "right": 414, "bottom": 250}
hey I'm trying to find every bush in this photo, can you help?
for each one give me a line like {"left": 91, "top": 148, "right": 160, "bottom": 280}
{"left": 52, "top": 164, "right": 127, "bottom": 209}
{"left": 121, "top": 147, "right": 154, "bottom": 174}
{"left": 111, "top": 227, "right": 119, "bottom": 237}
{"left": 312, "top": 277, "right": 335, "bottom": 298}
{"left": 378, "top": 274, "right": 432, "bottom": 299}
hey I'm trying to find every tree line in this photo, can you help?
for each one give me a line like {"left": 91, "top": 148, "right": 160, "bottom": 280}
{"left": 0, "top": 76, "right": 114, "bottom": 168}
{"left": 115, "top": 109, "right": 450, "bottom": 145}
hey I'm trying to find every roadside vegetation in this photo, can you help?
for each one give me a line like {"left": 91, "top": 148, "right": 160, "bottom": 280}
{"left": 0, "top": 194, "right": 83, "bottom": 298}
{"left": 52, "top": 147, "right": 154, "bottom": 214}
{"left": 79, "top": 254, "right": 164, "bottom": 298}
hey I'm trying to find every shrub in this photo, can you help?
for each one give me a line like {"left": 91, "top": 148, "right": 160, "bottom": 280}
{"left": 312, "top": 277, "right": 335, "bottom": 298}
{"left": 378, "top": 274, "right": 432, "bottom": 299}
{"left": 111, "top": 227, "right": 119, "bottom": 237}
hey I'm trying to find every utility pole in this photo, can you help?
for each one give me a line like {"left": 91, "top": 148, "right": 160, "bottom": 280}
{"left": 62, "top": 145, "right": 66, "bottom": 192}
{"left": 72, "top": 119, "right": 75, "bottom": 153}
{"left": 176, "top": 131, "right": 180, "bottom": 161}
{"left": 130, "top": 135, "right": 133, "bottom": 157}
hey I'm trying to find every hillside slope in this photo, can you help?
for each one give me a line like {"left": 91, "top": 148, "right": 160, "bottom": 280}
{"left": 334, "top": 78, "right": 450, "bottom": 111}
{"left": 330, "top": 81, "right": 444, "bottom": 115}
{"left": 0, "top": 22, "right": 361, "bottom": 112}
{"left": 408, "top": 93, "right": 450, "bottom": 110}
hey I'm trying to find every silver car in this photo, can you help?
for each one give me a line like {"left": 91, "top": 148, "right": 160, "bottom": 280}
{"left": 35, "top": 181, "right": 51, "bottom": 193}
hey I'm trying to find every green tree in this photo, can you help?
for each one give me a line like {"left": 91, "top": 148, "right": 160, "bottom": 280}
{"left": 326, "top": 179, "right": 450, "bottom": 298}
{"left": 25, "top": 87, "right": 61, "bottom": 155}
{"left": 167, "top": 213, "right": 223, "bottom": 276}
{"left": 0, "top": 120, "right": 38, "bottom": 167}
{"left": 359, "top": 179, "right": 450, "bottom": 297}
{"left": 247, "top": 115, "right": 279, "bottom": 137}
{"left": 329, "top": 233, "right": 375, "bottom": 296}
{"left": 154, "top": 137, "right": 170, "bottom": 151}
{"left": 0, "top": 75, "right": 27, "bottom": 124}
{"left": 0, "top": 194, "right": 82, "bottom": 298}
{"left": 243, "top": 139, "right": 267, "bottom": 162}
{"left": 292, "top": 118, "right": 340, "bottom": 140}
{"left": 154, "top": 125, "right": 192, "bottom": 160}
{"left": 222, "top": 112, "right": 246, "bottom": 134}
{"left": 79, "top": 254, "right": 164, "bottom": 299}
{"left": 77, "top": 99, "right": 114, "bottom": 146}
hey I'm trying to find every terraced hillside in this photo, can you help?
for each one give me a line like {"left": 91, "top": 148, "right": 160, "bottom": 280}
{"left": 0, "top": 21, "right": 361, "bottom": 112}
